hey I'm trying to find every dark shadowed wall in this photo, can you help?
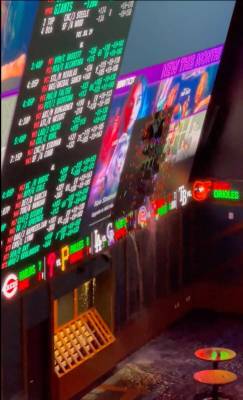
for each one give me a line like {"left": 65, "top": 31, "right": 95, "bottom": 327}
{"left": 191, "top": 1, "right": 243, "bottom": 180}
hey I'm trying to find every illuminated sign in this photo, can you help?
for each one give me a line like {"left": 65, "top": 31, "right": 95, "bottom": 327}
{"left": 192, "top": 181, "right": 212, "bottom": 202}
{"left": 1, "top": 184, "right": 197, "bottom": 297}
{"left": 212, "top": 190, "right": 240, "bottom": 200}
{"left": 2, "top": 274, "right": 18, "bottom": 299}
{"left": 192, "top": 180, "right": 240, "bottom": 202}
{"left": 178, "top": 186, "right": 192, "bottom": 207}
{"left": 61, "top": 236, "right": 90, "bottom": 269}
{"left": 212, "top": 181, "right": 231, "bottom": 190}
{"left": 167, "top": 186, "right": 192, "bottom": 210}
{"left": 114, "top": 217, "right": 127, "bottom": 240}
{"left": 137, "top": 206, "right": 148, "bottom": 227}
{"left": 18, "top": 264, "right": 37, "bottom": 281}
{"left": 170, "top": 192, "right": 177, "bottom": 211}
{"left": 46, "top": 253, "right": 57, "bottom": 278}
{"left": 157, "top": 203, "right": 170, "bottom": 216}
{"left": 2, "top": 176, "right": 241, "bottom": 298}
{"left": 91, "top": 222, "right": 115, "bottom": 254}
{"left": 106, "top": 223, "right": 115, "bottom": 246}
{"left": 91, "top": 229, "right": 107, "bottom": 254}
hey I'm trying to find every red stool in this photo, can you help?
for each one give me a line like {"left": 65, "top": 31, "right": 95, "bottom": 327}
{"left": 195, "top": 348, "right": 236, "bottom": 369}
{"left": 193, "top": 369, "right": 237, "bottom": 400}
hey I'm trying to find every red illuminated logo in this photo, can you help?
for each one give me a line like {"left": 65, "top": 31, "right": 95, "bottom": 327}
{"left": 213, "top": 181, "right": 231, "bottom": 190}
{"left": 192, "top": 181, "right": 212, "bottom": 201}
{"left": 46, "top": 252, "right": 57, "bottom": 278}
{"left": 2, "top": 274, "right": 18, "bottom": 299}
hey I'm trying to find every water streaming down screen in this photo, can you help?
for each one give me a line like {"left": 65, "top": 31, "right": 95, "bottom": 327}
{"left": 1, "top": 1, "right": 235, "bottom": 294}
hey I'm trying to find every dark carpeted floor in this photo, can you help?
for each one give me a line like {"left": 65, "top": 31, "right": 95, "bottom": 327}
{"left": 82, "top": 310, "right": 243, "bottom": 400}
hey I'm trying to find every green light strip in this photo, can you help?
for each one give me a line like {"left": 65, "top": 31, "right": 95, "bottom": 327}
{"left": 115, "top": 218, "right": 127, "bottom": 230}
{"left": 70, "top": 240, "right": 84, "bottom": 255}
{"left": 157, "top": 203, "right": 171, "bottom": 216}
{"left": 212, "top": 190, "right": 240, "bottom": 200}
{"left": 18, "top": 264, "right": 36, "bottom": 281}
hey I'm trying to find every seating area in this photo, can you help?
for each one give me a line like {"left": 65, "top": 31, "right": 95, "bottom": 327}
{"left": 193, "top": 369, "right": 237, "bottom": 400}
{"left": 81, "top": 310, "right": 243, "bottom": 400}
{"left": 194, "top": 347, "right": 238, "bottom": 399}
{"left": 54, "top": 308, "right": 115, "bottom": 377}
{"left": 194, "top": 348, "right": 237, "bottom": 369}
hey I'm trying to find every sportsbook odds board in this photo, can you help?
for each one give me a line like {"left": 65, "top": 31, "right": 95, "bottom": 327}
{"left": 1, "top": 1, "right": 135, "bottom": 293}
{"left": 1, "top": 0, "right": 236, "bottom": 299}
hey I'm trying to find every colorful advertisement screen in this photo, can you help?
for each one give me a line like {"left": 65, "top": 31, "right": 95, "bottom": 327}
{"left": 1, "top": 0, "right": 235, "bottom": 299}
{"left": 88, "top": 46, "right": 223, "bottom": 221}
{"left": 1, "top": 0, "right": 39, "bottom": 164}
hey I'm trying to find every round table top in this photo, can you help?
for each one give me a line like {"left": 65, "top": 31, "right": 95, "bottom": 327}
{"left": 194, "top": 370, "right": 237, "bottom": 385}
{"left": 195, "top": 347, "right": 236, "bottom": 362}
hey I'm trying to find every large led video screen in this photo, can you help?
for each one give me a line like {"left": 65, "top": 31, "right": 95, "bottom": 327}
{"left": 1, "top": 0, "right": 235, "bottom": 299}
{"left": 88, "top": 46, "right": 223, "bottom": 222}
{"left": 1, "top": 0, "right": 39, "bottom": 165}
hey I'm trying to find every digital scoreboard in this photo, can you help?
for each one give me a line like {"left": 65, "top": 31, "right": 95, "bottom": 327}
{"left": 1, "top": 0, "right": 135, "bottom": 292}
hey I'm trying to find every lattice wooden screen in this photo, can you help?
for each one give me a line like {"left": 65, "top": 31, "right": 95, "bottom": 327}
{"left": 54, "top": 307, "right": 115, "bottom": 377}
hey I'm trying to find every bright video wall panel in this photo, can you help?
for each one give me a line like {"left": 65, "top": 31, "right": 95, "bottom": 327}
{"left": 1, "top": 0, "right": 236, "bottom": 300}
{"left": 88, "top": 46, "right": 223, "bottom": 222}
{"left": 1, "top": 1, "right": 39, "bottom": 165}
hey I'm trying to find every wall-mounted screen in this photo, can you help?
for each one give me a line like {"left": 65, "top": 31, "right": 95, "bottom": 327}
{"left": 1, "top": 0, "right": 235, "bottom": 299}
{"left": 88, "top": 46, "right": 223, "bottom": 222}
{"left": 1, "top": 0, "right": 39, "bottom": 165}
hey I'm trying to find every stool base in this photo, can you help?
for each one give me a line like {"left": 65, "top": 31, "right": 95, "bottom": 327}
{"left": 193, "top": 393, "right": 234, "bottom": 400}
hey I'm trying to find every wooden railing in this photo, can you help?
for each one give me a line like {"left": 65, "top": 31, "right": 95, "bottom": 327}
{"left": 54, "top": 308, "right": 115, "bottom": 377}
